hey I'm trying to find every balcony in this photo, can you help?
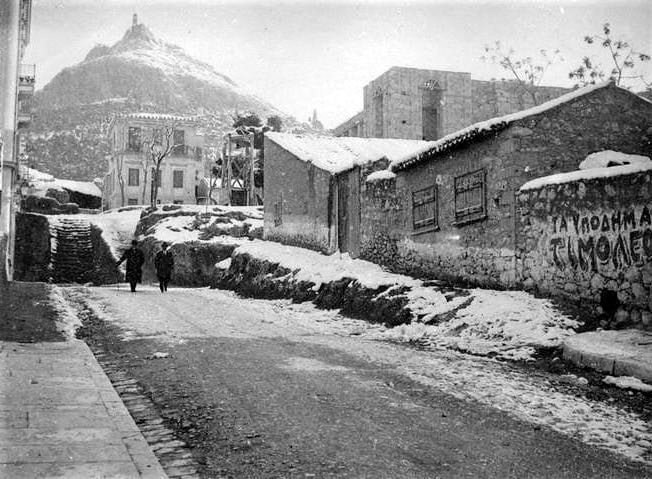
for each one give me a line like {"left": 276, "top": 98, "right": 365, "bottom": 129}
{"left": 18, "top": 64, "right": 35, "bottom": 95}
{"left": 171, "top": 145, "right": 202, "bottom": 160}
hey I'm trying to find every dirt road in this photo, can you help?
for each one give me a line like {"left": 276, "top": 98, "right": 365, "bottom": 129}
{"left": 65, "top": 285, "right": 652, "bottom": 478}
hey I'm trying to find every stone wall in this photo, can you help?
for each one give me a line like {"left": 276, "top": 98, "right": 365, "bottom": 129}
{"left": 263, "top": 138, "right": 335, "bottom": 253}
{"left": 14, "top": 213, "right": 51, "bottom": 282}
{"left": 517, "top": 170, "right": 652, "bottom": 330}
{"left": 360, "top": 85, "right": 652, "bottom": 290}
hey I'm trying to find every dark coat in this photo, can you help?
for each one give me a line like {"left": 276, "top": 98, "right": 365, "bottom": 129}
{"left": 117, "top": 247, "right": 145, "bottom": 283}
{"left": 154, "top": 249, "right": 174, "bottom": 279}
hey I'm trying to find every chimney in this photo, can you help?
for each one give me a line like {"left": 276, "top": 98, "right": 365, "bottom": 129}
{"left": 132, "top": 13, "right": 138, "bottom": 28}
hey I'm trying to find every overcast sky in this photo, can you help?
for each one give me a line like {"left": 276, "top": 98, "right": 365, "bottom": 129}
{"left": 25, "top": 0, "right": 651, "bottom": 128}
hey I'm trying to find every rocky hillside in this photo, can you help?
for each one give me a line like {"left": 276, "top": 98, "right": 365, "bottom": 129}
{"left": 27, "top": 18, "right": 303, "bottom": 181}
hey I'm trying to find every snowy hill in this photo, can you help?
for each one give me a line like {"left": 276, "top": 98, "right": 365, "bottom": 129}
{"left": 26, "top": 17, "right": 298, "bottom": 181}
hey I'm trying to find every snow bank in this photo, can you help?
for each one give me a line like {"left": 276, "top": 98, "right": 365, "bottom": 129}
{"left": 232, "top": 240, "right": 578, "bottom": 360}
{"left": 579, "top": 150, "right": 651, "bottom": 169}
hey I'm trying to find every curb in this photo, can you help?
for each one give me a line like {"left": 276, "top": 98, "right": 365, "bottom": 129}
{"left": 562, "top": 330, "right": 652, "bottom": 384}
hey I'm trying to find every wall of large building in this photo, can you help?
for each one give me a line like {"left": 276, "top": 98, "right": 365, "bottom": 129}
{"left": 336, "top": 66, "right": 570, "bottom": 141}
{"left": 359, "top": 86, "right": 652, "bottom": 291}
{"left": 263, "top": 138, "right": 335, "bottom": 253}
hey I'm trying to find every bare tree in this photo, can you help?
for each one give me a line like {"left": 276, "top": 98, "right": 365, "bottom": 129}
{"left": 115, "top": 154, "right": 126, "bottom": 207}
{"left": 569, "top": 23, "right": 650, "bottom": 88}
{"left": 481, "top": 41, "right": 563, "bottom": 105}
{"left": 141, "top": 125, "right": 181, "bottom": 207}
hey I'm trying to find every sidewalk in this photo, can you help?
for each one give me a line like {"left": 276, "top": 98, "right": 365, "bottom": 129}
{"left": 563, "top": 329, "right": 652, "bottom": 384}
{"left": 0, "top": 339, "right": 167, "bottom": 478}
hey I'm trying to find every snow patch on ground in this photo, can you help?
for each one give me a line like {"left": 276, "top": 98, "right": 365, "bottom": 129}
{"left": 48, "top": 285, "right": 82, "bottom": 340}
{"left": 603, "top": 375, "right": 652, "bottom": 392}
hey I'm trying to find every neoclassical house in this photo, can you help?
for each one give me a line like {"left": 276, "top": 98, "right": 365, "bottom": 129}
{"left": 104, "top": 113, "right": 205, "bottom": 209}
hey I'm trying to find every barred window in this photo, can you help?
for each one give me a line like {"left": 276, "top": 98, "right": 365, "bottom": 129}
{"left": 454, "top": 169, "right": 487, "bottom": 225}
{"left": 412, "top": 185, "right": 438, "bottom": 230}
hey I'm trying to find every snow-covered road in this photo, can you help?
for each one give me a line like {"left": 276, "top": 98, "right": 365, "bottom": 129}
{"left": 67, "top": 285, "right": 652, "bottom": 467}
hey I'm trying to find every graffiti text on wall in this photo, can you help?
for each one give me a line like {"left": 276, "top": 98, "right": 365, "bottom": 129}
{"left": 548, "top": 206, "right": 652, "bottom": 272}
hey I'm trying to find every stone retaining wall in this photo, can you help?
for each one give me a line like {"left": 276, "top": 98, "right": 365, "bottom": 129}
{"left": 211, "top": 253, "right": 412, "bottom": 327}
{"left": 516, "top": 169, "right": 652, "bottom": 330}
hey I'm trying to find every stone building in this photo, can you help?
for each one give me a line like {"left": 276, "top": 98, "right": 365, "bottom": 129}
{"left": 359, "top": 82, "right": 652, "bottom": 293}
{"left": 333, "top": 66, "right": 568, "bottom": 140}
{"left": 104, "top": 113, "right": 205, "bottom": 209}
{"left": 263, "top": 132, "right": 427, "bottom": 255}
{"left": 0, "top": 0, "right": 33, "bottom": 280}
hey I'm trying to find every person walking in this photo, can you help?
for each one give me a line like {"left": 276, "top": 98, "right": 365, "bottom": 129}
{"left": 154, "top": 242, "right": 174, "bottom": 293}
{"left": 117, "top": 239, "right": 145, "bottom": 293}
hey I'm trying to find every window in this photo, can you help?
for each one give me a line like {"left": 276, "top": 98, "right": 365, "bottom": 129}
{"left": 173, "top": 170, "right": 184, "bottom": 188}
{"left": 173, "top": 129, "right": 185, "bottom": 155}
{"left": 127, "top": 127, "right": 141, "bottom": 152}
{"left": 421, "top": 85, "right": 442, "bottom": 140}
{"left": 412, "top": 186, "right": 438, "bottom": 231}
{"left": 127, "top": 198, "right": 138, "bottom": 205}
{"left": 454, "top": 169, "right": 487, "bottom": 225}
{"left": 128, "top": 168, "right": 139, "bottom": 186}
{"left": 194, "top": 147, "right": 202, "bottom": 160}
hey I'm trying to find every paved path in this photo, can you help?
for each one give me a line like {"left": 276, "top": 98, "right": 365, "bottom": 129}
{"left": 0, "top": 340, "right": 166, "bottom": 478}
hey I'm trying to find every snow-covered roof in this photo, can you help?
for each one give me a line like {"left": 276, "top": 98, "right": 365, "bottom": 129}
{"left": 519, "top": 162, "right": 652, "bottom": 191}
{"left": 119, "top": 112, "right": 198, "bottom": 123}
{"left": 391, "top": 81, "right": 620, "bottom": 172}
{"left": 56, "top": 179, "right": 102, "bottom": 197}
{"left": 266, "top": 132, "right": 429, "bottom": 174}
{"left": 22, "top": 167, "right": 102, "bottom": 198}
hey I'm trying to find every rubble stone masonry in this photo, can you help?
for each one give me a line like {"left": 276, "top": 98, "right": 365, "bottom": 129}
{"left": 359, "top": 85, "right": 652, "bottom": 324}
{"left": 517, "top": 170, "right": 652, "bottom": 330}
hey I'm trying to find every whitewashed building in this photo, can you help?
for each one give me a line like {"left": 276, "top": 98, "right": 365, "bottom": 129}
{"left": 104, "top": 113, "right": 205, "bottom": 209}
